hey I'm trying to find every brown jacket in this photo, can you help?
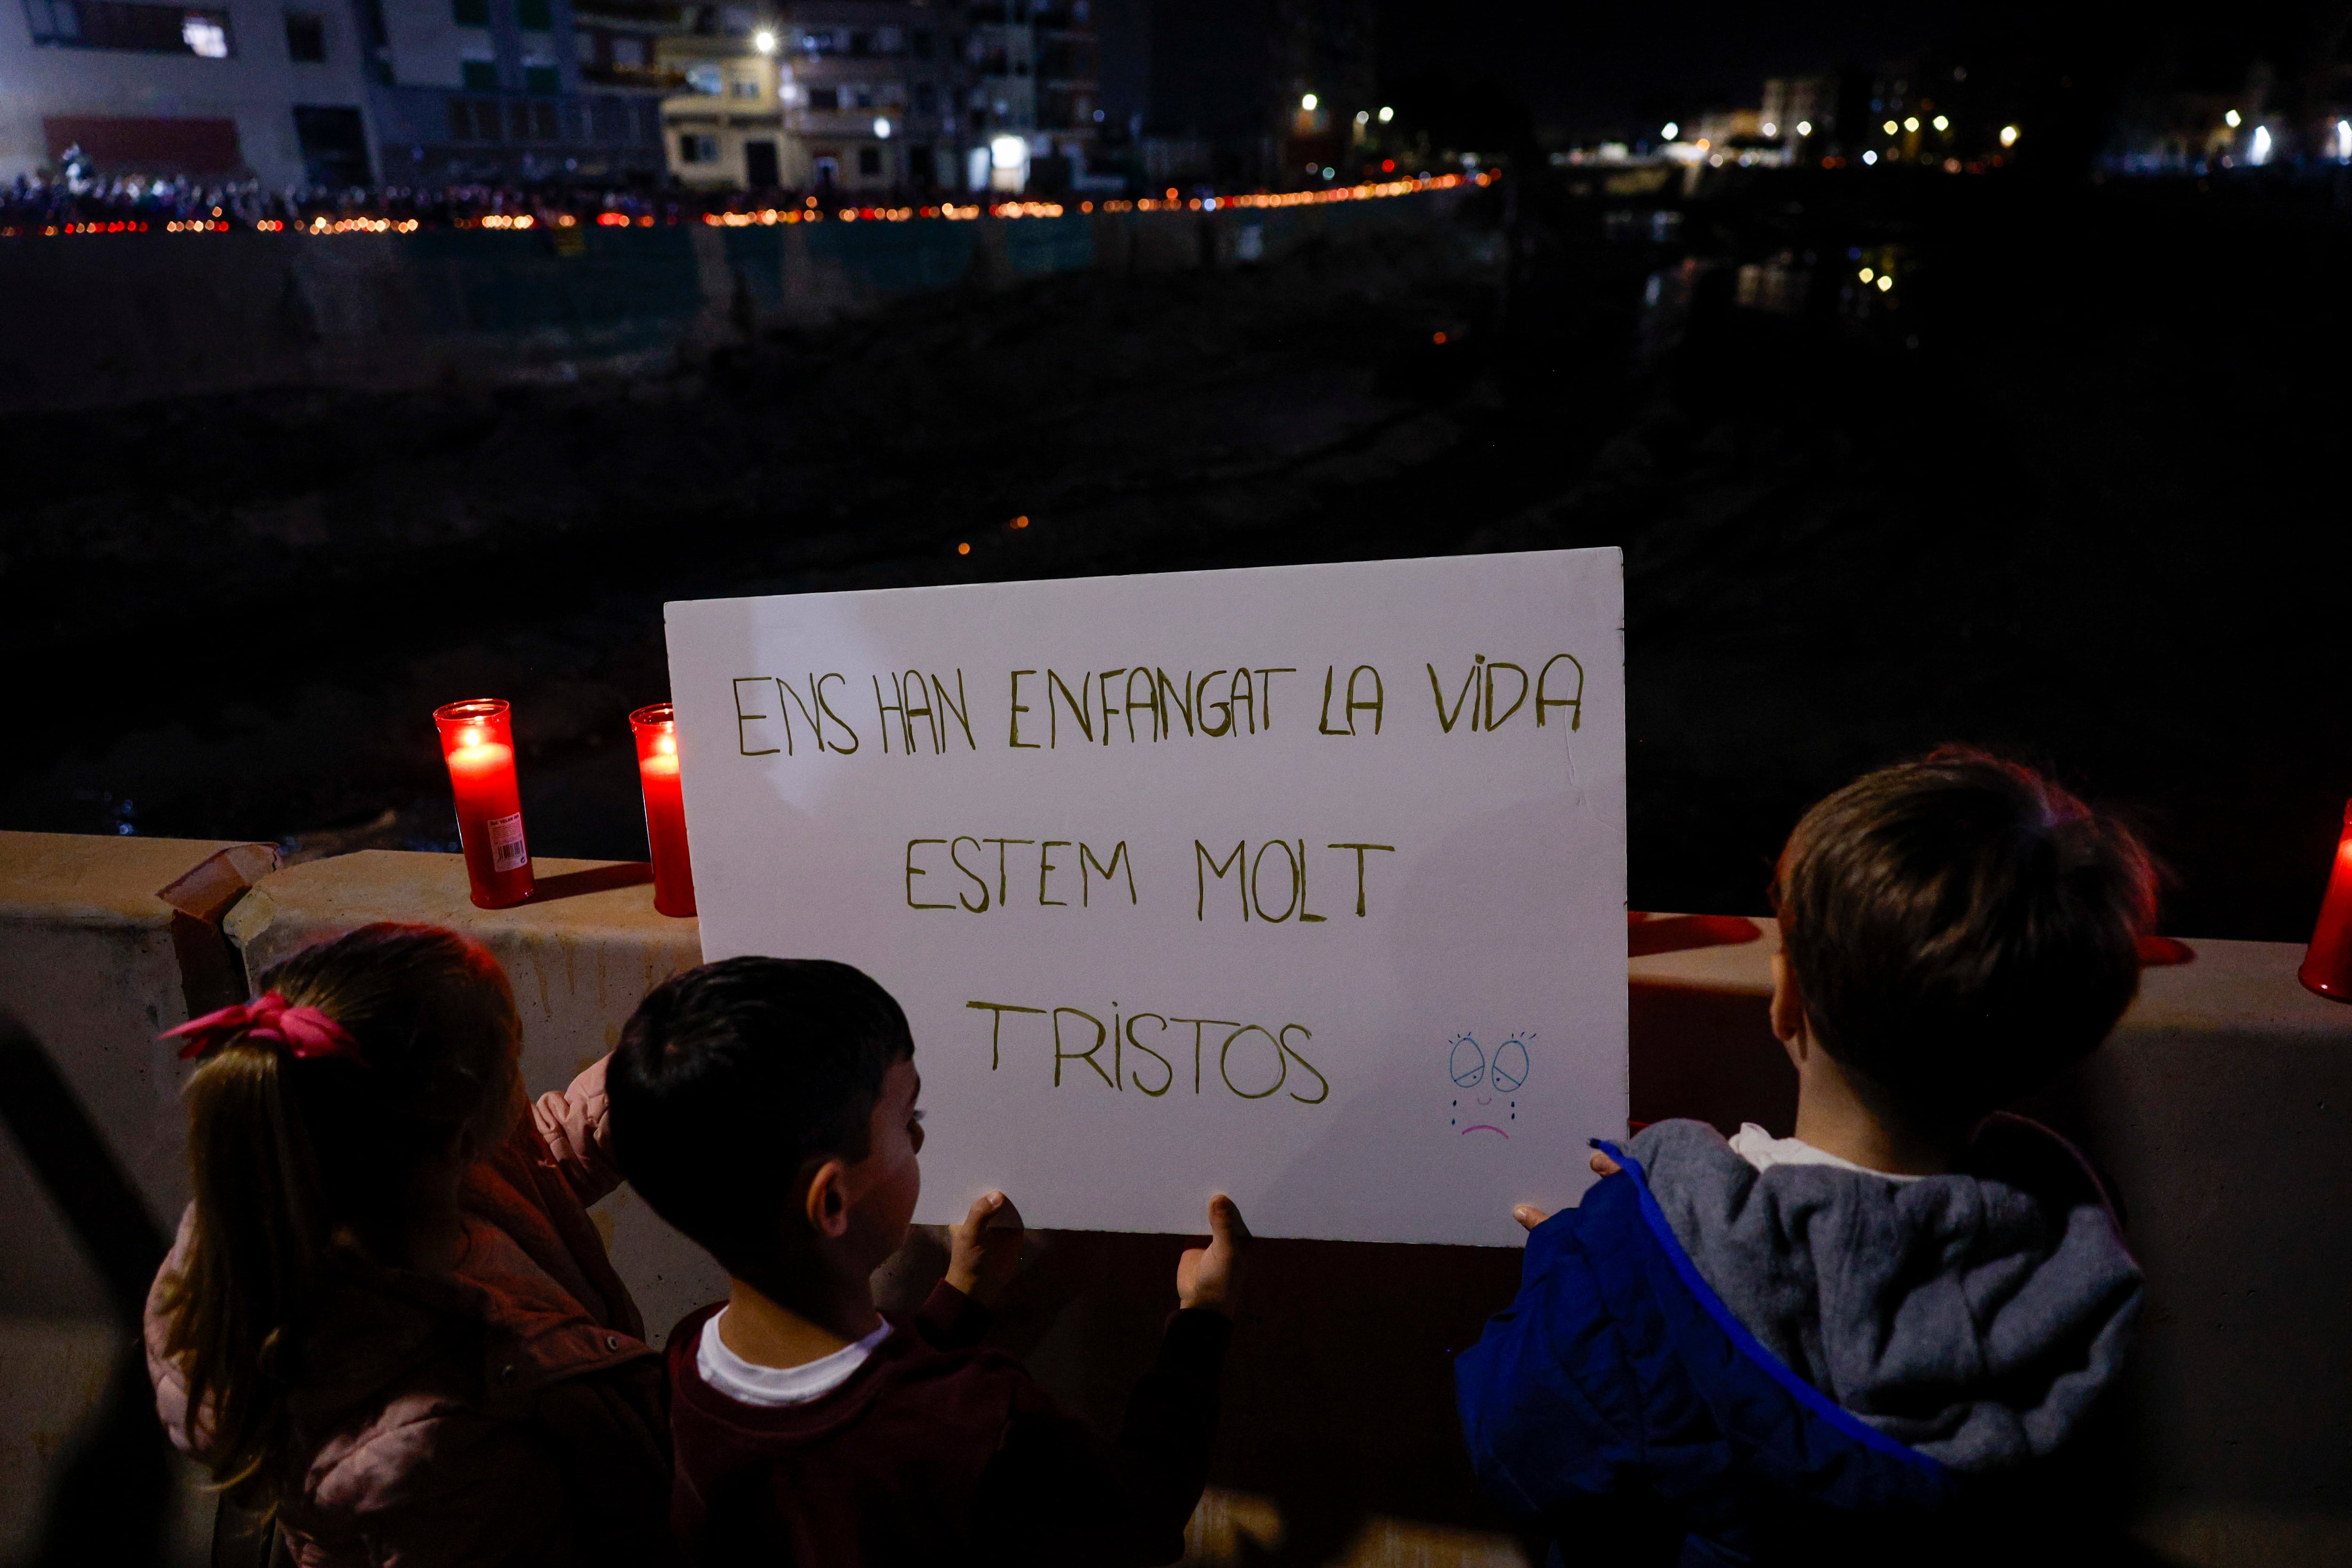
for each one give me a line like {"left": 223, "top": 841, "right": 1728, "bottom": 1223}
{"left": 147, "top": 1059, "right": 672, "bottom": 1568}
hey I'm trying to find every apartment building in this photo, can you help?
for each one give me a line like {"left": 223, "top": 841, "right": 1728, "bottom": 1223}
{"left": 1, "top": 0, "right": 378, "bottom": 185}
{"left": 363, "top": 0, "right": 667, "bottom": 182}
{"left": 662, "top": 0, "right": 959, "bottom": 193}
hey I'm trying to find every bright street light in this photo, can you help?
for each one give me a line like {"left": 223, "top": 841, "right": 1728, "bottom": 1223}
{"left": 1883, "top": 119, "right": 1899, "bottom": 135}
{"left": 1300, "top": 92, "right": 1318, "bottom": 111}
{"left": 1931, "top": 114, "right": 1949, "bottom": 131}
{"left": 1661, "top": 121, "right": 1679, "bottom": 140}
{"left": 990, "top": 134, "right": 1025, "bottom": 170}
{"left": 752, "top": 28, "right": 776, "bottom": 53}
{"left": 1903, "top": 116, "right": 1920, "bottom": 132}
{"left": 1999, "top": 124, "right": 2019, "bottom": 147}
{"left": 2224, "top": 109, "right": 2241, "bottom": 128}
{"left": 873, "top": 117, "right": 891, "bottom": 139}
{"left": 1378, "top": 105, "right": 1393, "bottom": 123}
{"left": 1796, "top": 120, "right": 1812, "bottom": 136}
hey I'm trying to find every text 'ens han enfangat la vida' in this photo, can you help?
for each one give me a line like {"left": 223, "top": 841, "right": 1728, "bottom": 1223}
{"left": 723, "top": 654, "right": 1586, "bottom": 1107}
{"left": 727, "top": 655, "right": 1585, "bottom": 759}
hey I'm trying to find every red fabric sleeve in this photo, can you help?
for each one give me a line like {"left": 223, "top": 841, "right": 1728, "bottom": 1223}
{"left": 911, "top": 1280, "right": 996, "bottom": 1352}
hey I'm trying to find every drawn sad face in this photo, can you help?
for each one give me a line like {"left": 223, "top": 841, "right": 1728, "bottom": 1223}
{"left": 1447, "top": 1032, "right": 1530, "bottom": 1138}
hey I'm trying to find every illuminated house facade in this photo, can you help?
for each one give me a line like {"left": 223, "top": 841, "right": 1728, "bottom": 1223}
{"left": 0, "top": 0, "right": 379, "bottom": 185}
{"left": 662, "top": 0, "right": 961, "bottom": 192}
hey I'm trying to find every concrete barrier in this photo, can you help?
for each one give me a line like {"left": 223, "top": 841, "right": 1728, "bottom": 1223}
{"left": 8, "top": 830, "right": 2343, "bottom": 1565}
{"left": 0, "top": 190, "right": 1472, "bottom": 415}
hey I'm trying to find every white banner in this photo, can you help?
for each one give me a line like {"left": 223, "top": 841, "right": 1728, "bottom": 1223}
{"left": 664, "top": 549, "right": 1626, "bottom": 1245}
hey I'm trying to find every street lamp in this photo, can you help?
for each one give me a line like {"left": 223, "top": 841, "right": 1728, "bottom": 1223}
{"left": 1301, "top": 93, "right": 1319, "bottom": 111}
{"left": 752, "top": 28, "right": 776, "bottom": 53}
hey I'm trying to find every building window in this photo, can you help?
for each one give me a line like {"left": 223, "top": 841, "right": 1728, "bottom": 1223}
{"left": 857, "top": 144, "right": 879, "bottom": 175}
{"left": 293, "top": 103, "right": 368, "bottom": 183}
{"left": 181, "top": 9, "right": 227, "bottom": 52}
{"left": 684, "top": 62, "right": 723, "bottom": 95}
{"left": 451, "top": 0, "right": 486, "bottom": 23}
{"left": 461, "top": 57, "right": 497, "bottom": 88}
{"left": 532, "top": 100, "right": 558, "bottom": 136}
{"left": 26, "top": 1, "right": 239, "bottom": 55}
{"left": 679, "top": 132, "right": 719, "bottom": 162}
{"left": 608, "top": 33, "right": 644, "bottom": 66}
{"left": 447, "top": 96, "right": 501, "bottom": 139}
{"left": 806, "top": 85, "right": 838, "bottom": 110}
{"left": 591, "top": 95, "right": 629, "bottom": 139}
{"left": 515, "top": 0, "right": 549, "bottom": 29}
{"left": 729, "top": 74, "right": 758, "bottom": 98}
{"left": 524, "top": 62, "right": 558, "bottom": 92}
{"left": 851, "top": 82, "right": 874, "bottom": 108}
{"left": 914, "top": 81, "right": 934, "bottom": 112}
{"left": 910, "top": 28, "right": 931, "bottom": 58}
{"left": 284, "top": 11, "right": 323, "bottom": 59}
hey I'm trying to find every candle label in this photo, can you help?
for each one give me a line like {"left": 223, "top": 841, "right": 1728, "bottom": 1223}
{"left": 487, "top": 812, "right": 530, "bottom": 873}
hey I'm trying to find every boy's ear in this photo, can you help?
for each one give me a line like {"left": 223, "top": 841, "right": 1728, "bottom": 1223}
{"left": 1769, "top": 954, "right": 1812, "bottom": 1063}
{"left": 803, "top": 1158, "right": 854, "bottom": 1240}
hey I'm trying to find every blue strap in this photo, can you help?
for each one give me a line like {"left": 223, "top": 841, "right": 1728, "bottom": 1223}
{"left": 1592, "top": 1139, "right": 1949, "bottom": 1480}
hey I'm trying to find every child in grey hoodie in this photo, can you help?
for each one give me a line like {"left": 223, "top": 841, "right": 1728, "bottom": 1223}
{"left": 1459, "top": 748, "right": 2155, "bottom": 1566}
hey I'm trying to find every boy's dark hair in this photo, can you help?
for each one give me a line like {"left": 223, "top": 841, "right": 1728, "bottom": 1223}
{"left": 1772, "top": 748, "right": 2156, "bottom": 1128}
{"left": 606, "top": 956, "right": 914, "bottom": 1282}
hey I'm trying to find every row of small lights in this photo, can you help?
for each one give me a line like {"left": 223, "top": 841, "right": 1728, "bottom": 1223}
{"left": 8, "top": 169, "right": 1483, "bottom": 240}
{"left": 9, "top": 213, "right": 428, "bottom": 236}
{"left": 1660, "top": 117, "right": 2021, "bottom": 170}
{"left": 2217, "top": 110, "right": 2352, "bottom": 164}
{"left": 705, "top": 172, "right": 1481, "bottom": 226}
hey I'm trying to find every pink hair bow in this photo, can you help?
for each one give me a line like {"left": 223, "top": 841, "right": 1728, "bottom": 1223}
{"left": 163, "top": 991, "right": 366, "bottom": 1066}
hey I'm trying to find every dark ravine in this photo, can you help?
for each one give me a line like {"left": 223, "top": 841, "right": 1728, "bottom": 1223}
{"left": 6, "top": 170, "right": 2349, "bottom": 941}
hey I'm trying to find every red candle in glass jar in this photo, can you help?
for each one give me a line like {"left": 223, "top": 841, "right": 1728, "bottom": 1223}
{"left": 2299, "top": 798, "right": 2352, "bottom": 1002}
{"left": 432, "top": 699, "right": 535, "bottom": 910}
{"left": 631, "top": 702, "right": 697, "bottom": 917}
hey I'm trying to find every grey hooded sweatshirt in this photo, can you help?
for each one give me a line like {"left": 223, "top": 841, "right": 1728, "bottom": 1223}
{"left": 1627, "top": 1113, "right": 2144, "bottom": 1472}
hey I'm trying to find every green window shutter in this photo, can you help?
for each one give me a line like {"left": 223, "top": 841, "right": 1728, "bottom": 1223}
{"left": 461, "top": 58, "right": 498, "bottom": 88}
{"left": 515, "top": 0, "right": 551, "bottom": 29}
{"left": 452, "top": 0, "right": 488, "bottom": 24}
{"left": 524, "top": 63, "right": 559, "bottom": 93}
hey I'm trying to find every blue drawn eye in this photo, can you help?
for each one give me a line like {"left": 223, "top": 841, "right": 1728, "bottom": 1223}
{"left": 1492, "top": 1035, "right": 1529, "bottom": 1093}
{"left": 1449, "top": 1035, "right": 1485, "bottom": 1088}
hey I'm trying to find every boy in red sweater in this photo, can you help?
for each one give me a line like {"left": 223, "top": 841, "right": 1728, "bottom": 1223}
{"left": 606, "top": 955, "right": 1244, "bottom": 1567}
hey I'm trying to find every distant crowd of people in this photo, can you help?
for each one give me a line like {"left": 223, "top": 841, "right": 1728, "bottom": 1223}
{"left": 3, "top": 159, "right": 685, "bottom": 233}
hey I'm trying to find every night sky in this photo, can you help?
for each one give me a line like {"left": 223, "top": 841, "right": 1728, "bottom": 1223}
{"left": 1377, "top": 0, "right": 1974, "bottom": 135}
{"left": 1373, "top": 0, "right": 2321, "bottom": 139}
